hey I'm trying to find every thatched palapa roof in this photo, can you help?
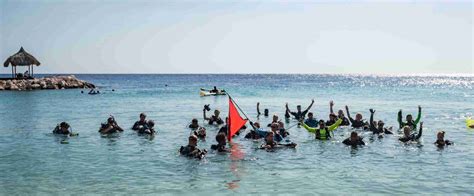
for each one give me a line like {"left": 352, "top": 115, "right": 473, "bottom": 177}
{"left": 3, "top": 47, "right": 41, "bottom": 67}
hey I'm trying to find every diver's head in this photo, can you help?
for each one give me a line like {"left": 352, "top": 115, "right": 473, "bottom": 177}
{"left": 437, "top": 131, "right": 445, "bottom": 140}
{"left": 188, "top": 135, "right": 198, "bottom": 147}
{"left": 214, "top": 110, "right": 220, "bottom": 116}
{"left": 191, "top": 118, "right": 198, "bottom": 125}
{"left": 278, "top": 121, "right": 285, "bottom": 129}
{"left": 350, "top": 131, "right": 358, "bottom": 141}
{"left": 377, "top": 120, "right": 384, "bottom": 128}
{"left": 107, "top": 117, "right": 115, "bottom": 124}
{"left": 253, "top": 122, "right": 261, "bottom": 128}
{"left": 272, "top": 114, "right": 279, "bottom": 122}
{"left": 296, "top": 105, "right": 302, "bottom": 112}
{"left": 60, "top": 122, "right": 70, "bottom": 129}
{"left": 318, "top": 120, "right": 326, "bottom": 129}
{"left": 355, "top": 113, "right": 363, "bottom": 121}
{"left": 270, "top": 123, "right": 279, "bottom": 132}
{"left": 216, "top": 133, "right": 226, "bottom": 145}
{"left": 139, "top": 113, "right": 146, "bottom": 122}
{"left": 308, "top": 112, "right": 314, "bottom": 120}
{"left": 338, "top": 110, "right": 344, "bottom": 117}
{"left": 403, "top": 126, "right": 411, "bottom": 137}
{"left": 406, "top": 114, "right": 413, "bottom": 122}
{"left": 329, "top": 113, "right": 337, "bottom": 121}
{"left": 225, "top": 117, "right": 229, "bottom": 125}
{"left": 264, "top": 109, "right": 269, "bottom": 116}
{"left": 147, "top": 120, "right": 155, "bottom": 128}
{"left": 266, "top": 131, "right": 274, "bottom": 144}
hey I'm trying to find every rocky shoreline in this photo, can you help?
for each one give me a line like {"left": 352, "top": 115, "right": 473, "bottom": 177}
{"left": 0, "top": 75, "right": 95, "bottom": 91}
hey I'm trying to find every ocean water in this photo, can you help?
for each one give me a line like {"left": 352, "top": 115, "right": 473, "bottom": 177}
{"left": 0, "top": 74, "right": 473, "bottom": 195}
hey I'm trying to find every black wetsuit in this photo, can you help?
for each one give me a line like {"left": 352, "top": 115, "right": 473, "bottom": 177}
{"left": 208, "top": 115, "right": 224, "bottom": 125}
{"left": 369, "top": 113, "right": 393, "bottom": 134}
{"left": 53, "top": 126, "right": 70, "bottom": 135}
{"left": 342, "top": 137, "right": 365, "bottom": 146}
{"left": 132, "top": 120, "right": 147, "bottom": 130}
{"left": 326, "top": 119, "right": 336, "bottom": 126}
{"left": 188, "top": 124, "right": 199, "bottom": 129}
{"left": 434, "top": 140, "right": 453, "bottom": 147}
{"left": 399, "top": 126, "right": 423, "bottom": 143}
{"left": 339, "top": 117, "right": 351, "bottom": 126}
{"left": 245, "top": 130, "right": 262, "bottom": 139}
{"left": 348, "top": 118, "right": 368, "bottom": 129}
{"left": 210, "top": 144, "right": 228, "bottom": 152}
{"left": 179, "top": 145, "right": 206, "bottom": 159}
{"left": 290, "top": 110, "right": 309, "bottom": 121}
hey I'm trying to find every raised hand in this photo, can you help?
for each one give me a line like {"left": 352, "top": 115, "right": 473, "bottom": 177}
{"left": 369, "top": 109, "right": 375, "bottom": 113}
{"left": 311, "top": 99, "right": 315, "bottom": 103}
{"left": 420, "top": 121, "right": 423, "bottom": 127}
{"left": 330, "top": 100, "right": 334, "bottom": 107}
{"left": 418, "top": 105, "right": 422, "bottom": 111}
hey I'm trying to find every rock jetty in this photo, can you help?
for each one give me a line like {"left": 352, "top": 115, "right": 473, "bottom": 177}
{"left": 0, "top": 75, "right": 95, "bottom": 91}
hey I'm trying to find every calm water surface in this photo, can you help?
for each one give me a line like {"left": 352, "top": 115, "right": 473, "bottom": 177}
{"left": 0, "top": 74, "right": 473, "bottom": 194}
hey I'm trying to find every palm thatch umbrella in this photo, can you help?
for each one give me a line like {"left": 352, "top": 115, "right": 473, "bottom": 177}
{"left": 3, "top": 47, "right": 41, "bottom": 78}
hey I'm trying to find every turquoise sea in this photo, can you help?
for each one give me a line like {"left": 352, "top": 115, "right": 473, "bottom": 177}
{"left": 0, "top": 74, "right": 473, "bottom": 195}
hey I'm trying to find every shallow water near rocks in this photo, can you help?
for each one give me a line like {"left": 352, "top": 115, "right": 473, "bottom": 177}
{"left": 0, "top": 74, "right": 473, "bottom": 194}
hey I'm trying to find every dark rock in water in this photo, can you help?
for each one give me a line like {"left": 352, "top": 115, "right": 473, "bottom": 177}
{"left": 0, "top": 75, "right": 95, "bottom": 91}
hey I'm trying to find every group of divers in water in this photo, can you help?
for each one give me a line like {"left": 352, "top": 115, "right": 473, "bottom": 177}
{"left": 52, "top": 98, "right": 455, "bottom": 159}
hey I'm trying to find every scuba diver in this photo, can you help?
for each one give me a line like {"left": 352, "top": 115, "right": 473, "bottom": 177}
{"left": 398, "top": 105, "right": 422, "bottom": 130}
{"left": 285, "top": 99, "right": 315, "bottom": 121}
{"left": 188, "top": 118, "right": 200, "bottom": 129}
{"left": 179, "top": 135, "right": 207, "bottom": 159}
{"left": 99, "top": 116, "right": 124, "bottom": 134}
{"left": 203, "top": 104, "right": 224, "bottom": 125}
{"left": 138, "top": 120, "right": 155, "bottom": 135}
{"left": 434, "top": 131, "right": 453, "bottom": 148}
{"left": 132, "top": 113, "right": 147, "bottom": 131}
{"left": 329, "top": 101, "right": 350, "bottom": 126}
{"left": 193, "top": 127, "right": 207, "bottom": 139}
{"left": 326, "top": 113, "right": 338, "bottom": 126}
{"left": 210, "top": 133, "right": 230, "bottom": 152}
{"left": 53, "top": 122, "right": 77, "bottom": 136}
{"left": 304, "top": 112, "right": 318, "bottom": 128}
{"left": 257, "top": 102, "right": 269, "bottom": 117}
{"left": 342, "top": 131, "right": 365, "bottom": 147}
{"left": 301, "top": 118, "right": 343, "bottom": 140}
{"left": 399, "top": 122, "right": 423, "bottom": 143}
{"left": 345, "top": 105, "right": 369, "bottom": 129}
{"left": 259, "top": 131, "right": 297, "bottom": 150}
{"left": 247, "top": 122, "right": 283, "bottom": 142}
{"left": 267, "top": 114, "right": 283, "bottom": 128}
{"left": 369, "top": 109, "right": 393, "bottom": 135}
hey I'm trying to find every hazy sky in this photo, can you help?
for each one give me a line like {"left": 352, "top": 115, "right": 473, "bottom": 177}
{"left": 0, "top": 0, "right": 472, "bottom": 74}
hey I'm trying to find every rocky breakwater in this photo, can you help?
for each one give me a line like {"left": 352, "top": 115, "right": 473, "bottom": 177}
{"left": 0, "top": 75, "right": 95, "bottom": 91}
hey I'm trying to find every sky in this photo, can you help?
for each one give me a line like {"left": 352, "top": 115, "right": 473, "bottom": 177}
{"left": 0, "top": 0, "right": 472, "bottom": 74}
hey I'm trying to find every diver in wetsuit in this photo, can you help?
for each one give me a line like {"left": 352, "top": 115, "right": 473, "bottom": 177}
{"left": 259, "top": 131, "right": 297, "bottom": 150}
{"left": 99, "top": 116, "right": 124, "bottom": 134}
{"left": 257, "top": 102, "right": 269, "bottom": 117}
{"left": 138, "top": 120, "right": 155, "bottom": 135}
{"left": 369, "top": 109, "right": 393, "bottom": 135}
{"left": 179, "top": 135, "right": 207, "bottom": 159}
{"left": 398, "top": 105, "right": 422, "bottom": 130}
{"left": 304, "top": 112, "right": 318, "bottom": 128}
{"left": 301, "top": 118, "right": 343, "bottom": 140}
{"left": 399, "top": 122, "right": 423, "bottom": 143}
{"left": 326, "top": 113, "right": 338, "bottom": 126}
{"left": 53, "top": 122, "right": 76, "bottom": 136}
{"left": 210, "top": 133, "right": 230, "bottom": 152}
{"left": 285, "top": 99, "right": 315, "bottom": 121}
{"left": 193, "top": 127, "right": 207, "bottom": 139}
{"left": 434, "top": 131, "right": 453, "bottom": 148}
{"left": 329, "top": 101, "right": 350, "bottom": 126}
{"left": 345, "top": 105, "right": 369, "bottom": 129}
{"left": 132, "top": 113, "right": 147, "bottom": 131}
{"left": 188, "top": 118, "right": 200, "bottom": 129}
{"left": 203, "top": 105, "right": 224, "bottom": 125}
{"left": 342, "top": 131, "right": 365, "bottom": 147}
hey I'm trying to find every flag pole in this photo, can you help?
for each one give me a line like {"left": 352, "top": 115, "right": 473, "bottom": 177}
{"left": 227, "top": 93, "right": 250, "bottom": 120}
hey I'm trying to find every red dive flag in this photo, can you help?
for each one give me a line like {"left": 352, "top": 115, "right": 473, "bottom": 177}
{"left": 228, "top": 97, "right": 248, "bottom": 141}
